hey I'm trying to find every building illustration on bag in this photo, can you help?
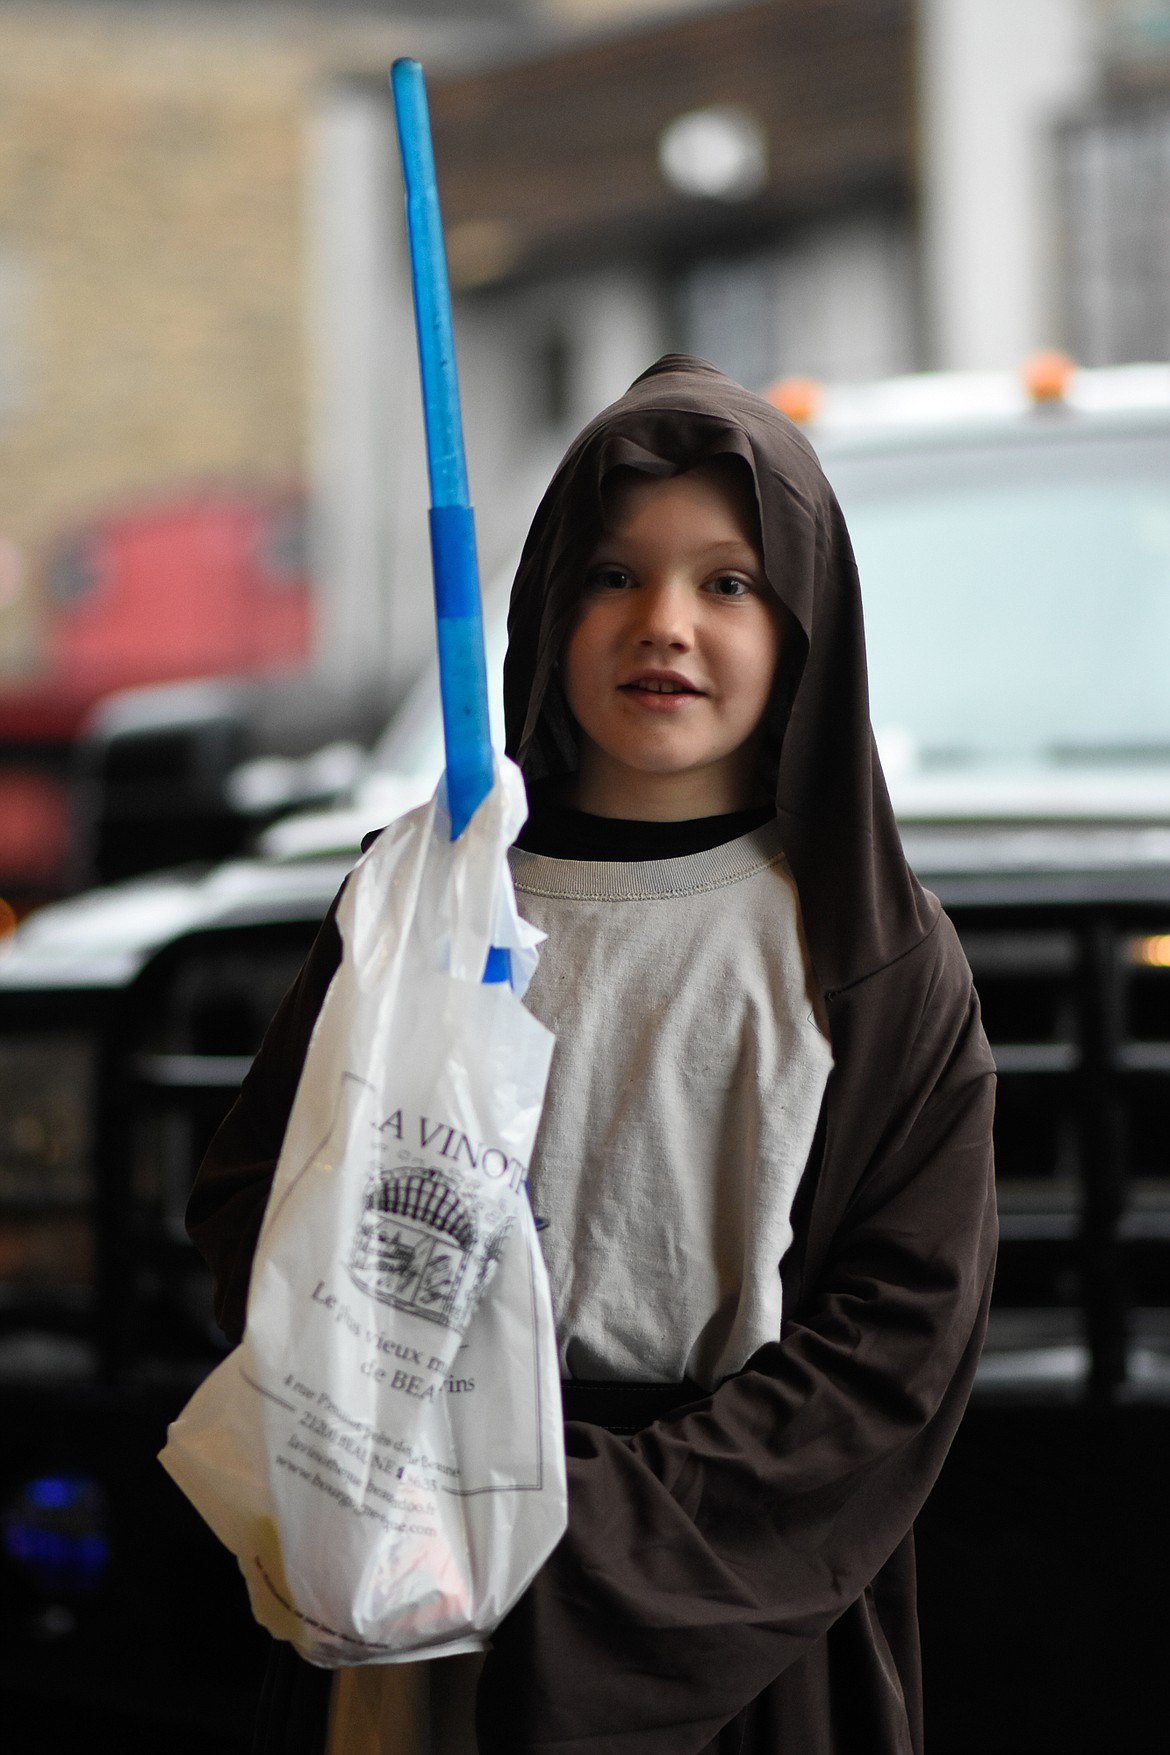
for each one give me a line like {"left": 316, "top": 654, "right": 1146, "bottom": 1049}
{"left": 349, "top": 1160, "right": 512, "bottom": 1333}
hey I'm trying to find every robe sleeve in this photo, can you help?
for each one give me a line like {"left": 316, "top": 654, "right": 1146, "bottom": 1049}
{"left": 186, "top": 894, "right": 345, "bottom": 1346}
{"left": 475, "top": 928, "right": 998, "bottom": 1755}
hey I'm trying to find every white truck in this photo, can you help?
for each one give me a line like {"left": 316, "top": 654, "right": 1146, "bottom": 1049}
{"left": 1, "top": 363, "right": 1168, "bottom": 1752}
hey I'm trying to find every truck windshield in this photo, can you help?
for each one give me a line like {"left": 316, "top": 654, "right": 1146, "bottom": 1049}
{"left": 828, "top": 427, "right": 1170, "bottom": 772}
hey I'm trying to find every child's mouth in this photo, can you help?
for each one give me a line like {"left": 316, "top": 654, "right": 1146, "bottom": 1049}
{"left": 620, "top": 676, "right": 702, "bottom": 700}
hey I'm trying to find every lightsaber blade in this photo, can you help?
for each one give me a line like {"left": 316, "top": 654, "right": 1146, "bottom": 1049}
{"left": 391, "top": 57, "right": 493, "bottom": 847}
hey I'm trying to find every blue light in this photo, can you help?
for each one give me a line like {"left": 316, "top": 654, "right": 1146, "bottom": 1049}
{"left": 25, "top": 1476, "right": 78, "bottom": 1510}
{"left": 2, "top": 1473, "right": 110, "bottom": 1596}
{"left": 5, "top": 1527, "right": 109, "bottom": 1570}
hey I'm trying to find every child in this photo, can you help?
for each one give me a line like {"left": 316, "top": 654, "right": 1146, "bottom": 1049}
{"left": 189, "top": 355, "right": 997, "bottom": 1755}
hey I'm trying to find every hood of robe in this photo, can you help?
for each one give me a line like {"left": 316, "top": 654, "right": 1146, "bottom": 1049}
{"left": 503, "top": 353, "right": 938, "bottom": 996}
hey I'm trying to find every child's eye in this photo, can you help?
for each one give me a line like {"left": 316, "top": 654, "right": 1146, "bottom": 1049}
{"left": 587, "top": 566, "right": 635, "bottom": 592}
{"left": 707, "top": 574, "right": 752, "bottom": 598}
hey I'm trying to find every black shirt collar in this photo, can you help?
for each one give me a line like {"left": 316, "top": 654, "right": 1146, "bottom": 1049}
{"left": 515, "top": 779, "right": 775, "bottom": 862}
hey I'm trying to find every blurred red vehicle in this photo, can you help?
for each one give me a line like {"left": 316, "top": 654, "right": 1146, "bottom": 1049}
{"left": 0, "top": 491, "right": 311, "bottom": 903}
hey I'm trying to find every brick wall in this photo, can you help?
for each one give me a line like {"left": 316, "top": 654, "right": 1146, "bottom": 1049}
{"left": 0, "top": 4, "right": 413, "bottom": 670}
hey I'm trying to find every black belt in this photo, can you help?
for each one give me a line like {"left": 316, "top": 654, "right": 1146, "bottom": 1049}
{"left": 559, "top": 1378, "right": 706, "bottom": 1436}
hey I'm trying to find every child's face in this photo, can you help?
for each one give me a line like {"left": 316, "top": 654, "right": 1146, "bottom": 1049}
{"left": 562, "top": 463, "right": 783, "bottom": 818}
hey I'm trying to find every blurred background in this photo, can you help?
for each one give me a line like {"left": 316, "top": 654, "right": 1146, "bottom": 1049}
{"left": 3, "top": 0, "right": 1169, "bottom": 905}
{"left": 0, "top": 2, "right": 1169, "bottom": 1751}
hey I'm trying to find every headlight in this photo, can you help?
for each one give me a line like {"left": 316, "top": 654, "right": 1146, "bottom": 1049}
{"left": 1130, "top": 933, "right": 1170, "bottom": 968}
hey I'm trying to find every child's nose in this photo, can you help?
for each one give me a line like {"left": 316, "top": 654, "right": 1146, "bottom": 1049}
{"left": 633, "top": 579, "right": 694, "bottom": 649}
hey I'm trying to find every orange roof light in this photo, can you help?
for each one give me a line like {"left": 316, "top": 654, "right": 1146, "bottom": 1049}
{"left": 765, "top": 376, "right": 822, "bottom": 424}
{"left": 1021, "top": 348, "right": 1076, "bottom": 404}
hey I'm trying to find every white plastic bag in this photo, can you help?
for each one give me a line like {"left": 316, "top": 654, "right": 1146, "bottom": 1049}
{"left": 161, "top": 758, "right": 564, "bottom": 1666}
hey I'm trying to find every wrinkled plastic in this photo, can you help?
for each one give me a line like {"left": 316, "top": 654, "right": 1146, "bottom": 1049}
{"left": 161, "top": 758, "right": 564, "bottom": 1665}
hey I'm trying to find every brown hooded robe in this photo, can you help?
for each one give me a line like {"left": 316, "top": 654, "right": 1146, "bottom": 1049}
{"left": 188, "top": 357, "right": 997, "bottom": 1755}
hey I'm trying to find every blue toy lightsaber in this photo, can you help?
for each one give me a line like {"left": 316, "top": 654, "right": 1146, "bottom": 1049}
{"left": 391, "top": 57, "right": 493, "bottom": 845}
{"left": 391, "top": 59, "right": 508, "bottom": 986}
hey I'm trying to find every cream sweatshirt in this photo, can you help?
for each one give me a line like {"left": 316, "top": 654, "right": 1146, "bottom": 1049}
{"left": 513, "top": 821, "right": 832, "bottom": 1390}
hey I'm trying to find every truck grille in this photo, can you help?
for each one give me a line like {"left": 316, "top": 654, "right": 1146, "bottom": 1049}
{"left": 0, "top": 921, "right": 323, "bottom": 1380}
{"left": 944, "top": 894, "right": 1170, "bottom": 1401}
{"left": 5, "top": 881, "right": 1168, "bottom": 1404}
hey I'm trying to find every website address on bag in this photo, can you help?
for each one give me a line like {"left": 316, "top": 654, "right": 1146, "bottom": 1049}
{"left": 275, "top": 1451, "right": 437, "bottom": 1537}
{"left": 287, "top": 1432, "right": 434, "bottom": 1519}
